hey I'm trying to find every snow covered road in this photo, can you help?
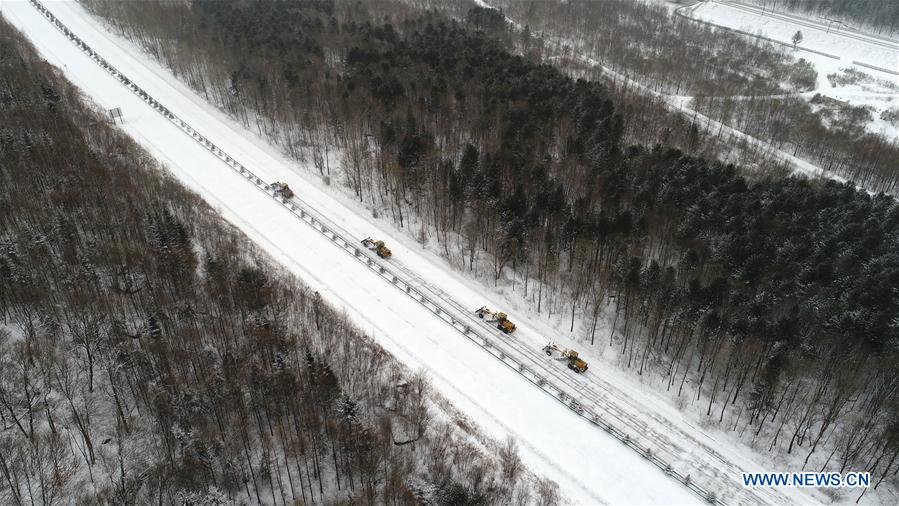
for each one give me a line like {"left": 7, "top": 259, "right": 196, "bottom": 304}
{"left": 0, "top": 0, "right": 825, "bottom": 504}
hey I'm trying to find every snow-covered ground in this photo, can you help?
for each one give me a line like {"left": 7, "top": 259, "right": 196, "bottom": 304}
{"left": 0, "top": 0, "right": 852, "bottom": 504}
{"left": 690, "top": 0, "right": 899, "bottom": 140}
{"left": 698, "top": 1, "right": 897, "bottom": 65}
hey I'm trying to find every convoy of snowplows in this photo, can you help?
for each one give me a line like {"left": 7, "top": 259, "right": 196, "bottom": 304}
{"left": 270, "top": 181, "right": 589, "bottom": 374}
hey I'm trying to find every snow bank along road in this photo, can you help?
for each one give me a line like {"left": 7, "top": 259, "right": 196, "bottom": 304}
{"left": 2, "top": 1, "right": 820, "bottom": 504}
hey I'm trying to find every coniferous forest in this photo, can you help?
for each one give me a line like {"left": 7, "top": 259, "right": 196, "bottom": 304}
{"left": 79, "top": 0, "right": 899, "bottom": 487}
{"left": 0, "top": 17, "right": 550, "bottom": 505}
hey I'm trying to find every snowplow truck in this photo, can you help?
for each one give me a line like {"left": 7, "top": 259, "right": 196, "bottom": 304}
{"left": 361, "top": 237, "right": 392, "bottom": 258}
{"left": 543, "top": 342, "right": 588, "bottom": 373}
{"left": 475, "top": 306, "right": 517, "bottom": 333}
{"left": 271, "top": 181, "right": 294, "bottom": 199}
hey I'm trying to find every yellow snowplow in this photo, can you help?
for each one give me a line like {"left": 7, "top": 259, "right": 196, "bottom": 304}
{"left": 543, "top": 342, "right": 588, "bottom": 373}
{"left": 271, "top": 181, "right": 294, "bottom": 198}
{"left": 475, "top": 306, "right": 517, "bottom": 333}
{"left": 361, "top": 237, "right": 392, "bottom": 258}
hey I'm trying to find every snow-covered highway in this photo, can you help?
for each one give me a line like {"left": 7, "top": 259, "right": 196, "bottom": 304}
{"left": 0, "top": 1, "right": 825, "bottom": 504}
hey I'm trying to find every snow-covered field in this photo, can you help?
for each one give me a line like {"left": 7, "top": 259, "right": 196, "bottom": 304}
{"left": 0, "top": 0, "right": 855, "bottom": 504}
{"left": 690, "top": 0, "right": 899, "bottom": 139}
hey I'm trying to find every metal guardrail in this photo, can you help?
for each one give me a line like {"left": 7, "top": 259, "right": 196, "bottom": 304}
{"left": 26, "top": 0, "right": 727, "bottom": 502}
{"left": 851, "top": 61, "right": 899, "bottom": 76}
